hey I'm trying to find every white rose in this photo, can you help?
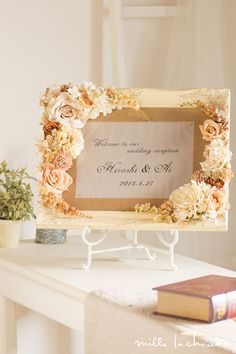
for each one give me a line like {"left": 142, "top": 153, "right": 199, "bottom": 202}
{"left": 88, "top": 93, "right": 111, "bottom": 119}
{"left": 204, "top": 139, "right": 231, "bottom": 162}
{"left": 170, "top": 181, "right": 211, "bottom": 221}
{"left": 70, "top": 128, "right": 84, "bottom": 158}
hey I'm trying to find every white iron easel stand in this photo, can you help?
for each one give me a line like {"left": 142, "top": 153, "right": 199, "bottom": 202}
{"left": 81, "top": 227, "right": 179, "bottom": 271}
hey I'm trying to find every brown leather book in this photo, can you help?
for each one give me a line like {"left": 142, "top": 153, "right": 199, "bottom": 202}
{"left": 153, "top": 275, "right": 236, "bottom": 322}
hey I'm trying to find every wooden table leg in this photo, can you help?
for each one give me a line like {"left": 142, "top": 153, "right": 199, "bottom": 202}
{"left": 0, "top": 296, "right": 17, "bottom": 354}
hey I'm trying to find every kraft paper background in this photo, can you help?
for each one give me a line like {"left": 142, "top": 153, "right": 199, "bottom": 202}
{"left": 63, "top": 107, "right": 204, "bottom": 211}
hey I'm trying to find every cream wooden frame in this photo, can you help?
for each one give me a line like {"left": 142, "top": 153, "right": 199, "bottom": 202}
{"left": 37, "top": 88, "right": 231, "bottom": 232}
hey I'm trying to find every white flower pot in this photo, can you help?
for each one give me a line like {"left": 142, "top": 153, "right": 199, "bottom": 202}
{"left": 0, "top": 220, "right": 22, "bottom": 248}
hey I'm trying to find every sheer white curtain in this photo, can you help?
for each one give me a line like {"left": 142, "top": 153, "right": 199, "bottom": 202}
{"left": 163, "top": 0, "right": 236, "bottom": 267}
{"left": 164, "top": 0, "right": 225, "bottom": 87}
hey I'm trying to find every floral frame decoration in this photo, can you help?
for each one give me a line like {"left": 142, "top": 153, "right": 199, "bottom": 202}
{"left": 37, "top": 84, "right": 232, "bottom": 231}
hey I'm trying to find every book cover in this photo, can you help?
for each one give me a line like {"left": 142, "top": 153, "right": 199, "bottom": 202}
{"left": 153, "top": 275, "right": 236, "bottom": 322}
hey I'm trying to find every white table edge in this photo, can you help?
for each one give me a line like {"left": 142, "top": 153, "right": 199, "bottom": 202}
{"left": 0, "top": 257, "right": 87, "bottom": 331}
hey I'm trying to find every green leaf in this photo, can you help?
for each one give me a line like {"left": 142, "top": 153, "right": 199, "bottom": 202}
{"left": 0, "top": 160, "right": 35, "bottom": 220}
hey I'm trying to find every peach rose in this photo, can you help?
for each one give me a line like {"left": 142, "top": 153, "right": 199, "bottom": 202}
{"left": 209, "top": 189, "right": 225, "bottom": 212}
{"left": 47, "top": 93, "right": 88, "bottom": 129}
{"left": 41, "top": 164, "right": 72, "bottom": 194}
{"left": 199, "top": 119, "right": 224, "bottom": 141}
{"left": 200, "top": 158, "right": 225, "bottom": 172}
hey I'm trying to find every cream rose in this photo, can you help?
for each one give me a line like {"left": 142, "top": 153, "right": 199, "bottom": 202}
{"left": 200, "top": 158, "right": 226, "bottom": 173}
{"left": 200, "top": 119, "right": 223, "bottom": 141}
{"left": 41, "top": 164, "right": 73, "bottom": 194}
{"left": 169, "top": 181, "right": 210, "bottom": 221}
{"left": 47, "top": 93, "right": 88, "bottom": 128}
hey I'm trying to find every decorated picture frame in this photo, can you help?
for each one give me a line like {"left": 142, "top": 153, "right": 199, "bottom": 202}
{"left": 37, "top": 83, "right": 232, "bottom": 232}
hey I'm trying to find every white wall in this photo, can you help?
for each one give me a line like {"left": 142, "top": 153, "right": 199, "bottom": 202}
{"left": 0, "top": 0, "right": 235, "bottom": 269}
{"left": 0, "top": 0, "right": 96, "bottom": 237}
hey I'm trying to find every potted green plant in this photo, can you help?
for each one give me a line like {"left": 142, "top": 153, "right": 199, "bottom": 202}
{"left": 0, "top": 161, "right": 35, "bottom": 247}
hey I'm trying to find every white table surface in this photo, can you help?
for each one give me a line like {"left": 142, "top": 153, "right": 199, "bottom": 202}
{"left": 0, "top": 234, "right": 235, "bottom": 352}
